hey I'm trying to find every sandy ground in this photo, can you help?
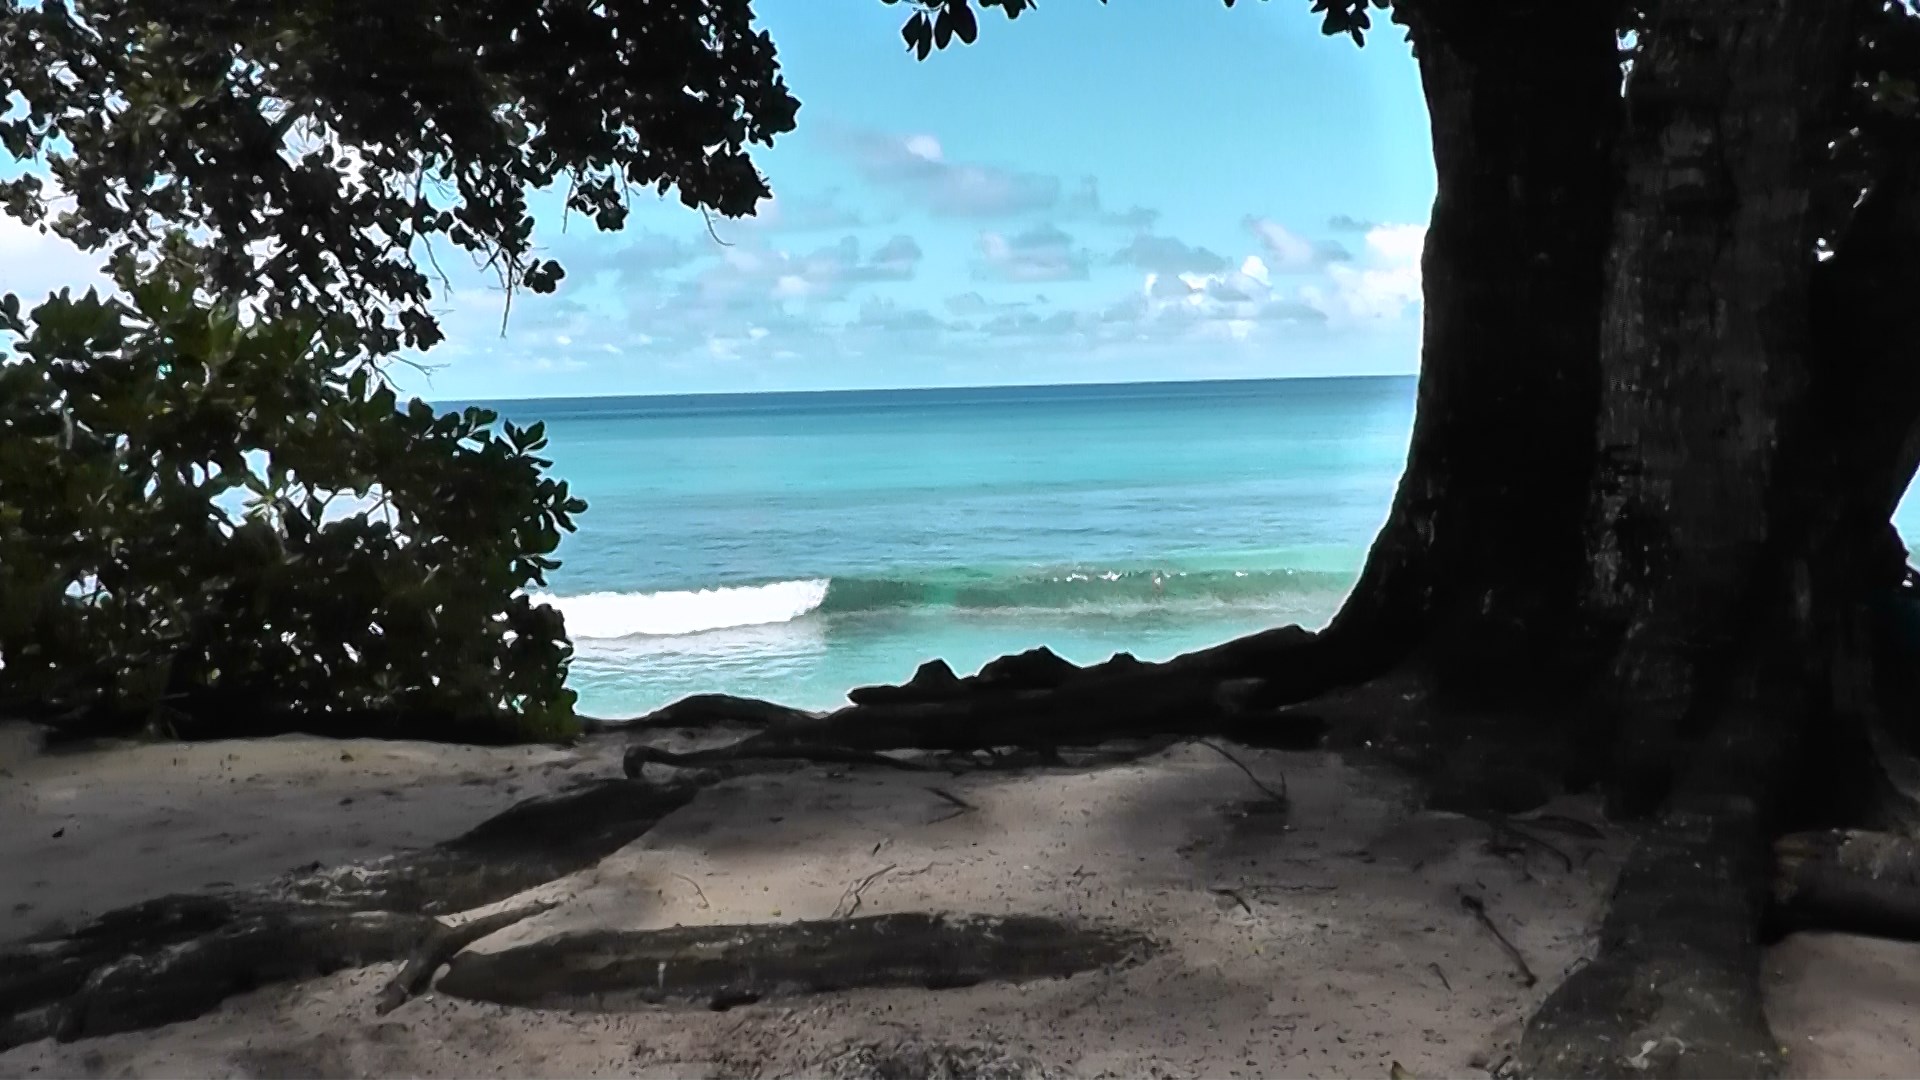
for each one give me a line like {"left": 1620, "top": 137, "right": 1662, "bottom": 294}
{"left": 0, "top": 723, "right": 1914, "bottom": 1078}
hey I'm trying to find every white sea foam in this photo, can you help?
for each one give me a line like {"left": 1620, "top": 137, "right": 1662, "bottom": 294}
{"left": 530, "top": 579, "right": 830, "bottom": 639}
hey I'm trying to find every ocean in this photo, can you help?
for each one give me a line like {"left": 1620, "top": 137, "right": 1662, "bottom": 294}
{"left": 470, "top": 376, "right": 1417, "bottom": 719}
{"left": 476, "top": 372, "right": 1920, "bottom": 722}
{"left": 469, "top": 376, "right": 1920, "bottom": 718}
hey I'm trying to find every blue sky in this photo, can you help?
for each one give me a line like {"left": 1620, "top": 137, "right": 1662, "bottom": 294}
{"left": 2, "top": 1, "right": 1437, "bottom": 399}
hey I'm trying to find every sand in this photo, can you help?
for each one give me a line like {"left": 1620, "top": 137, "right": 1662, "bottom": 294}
{"left": 0, "top": 723, "right": 1914, "bottom": 1078}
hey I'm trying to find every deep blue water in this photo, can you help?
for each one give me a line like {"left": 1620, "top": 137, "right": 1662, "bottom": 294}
{"left": 468, "top": 376, "right": 1920, "bottom": 719}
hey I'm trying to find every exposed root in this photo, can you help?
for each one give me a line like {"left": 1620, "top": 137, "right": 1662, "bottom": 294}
{"left": 592, "top": 693, "right": 826, "bottom": 733}
{"left": 620, "top": 627, "right": 1346, "bottom": 782}
{"left": 626, "top": 741, "right": 936, "bottom": 777}
{"left": 58, "top": 908, "right": 431, "bottom": 1041}
{"left": 1, "top": 780, "right": 692, "bottom": 1049}
{"left": 1770, "top": 829, "right": 1920, "bottom": 941}
{"left": 376, "top": 900, "right": 560, "bottom": 1015}
{"left": 431, "top": 913, "right": 1155, "bottom": 1011}
{"left": 1516, "top": 709, "right": 1792, "bottom": 1079}
{"left": 266, "top": 779, "right": 697, "bottom": 914}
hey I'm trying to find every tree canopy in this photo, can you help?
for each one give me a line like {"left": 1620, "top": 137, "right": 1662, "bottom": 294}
{"left": 0, "top": 0, "right": 801, "bottom": 741}
{"left": 0, "top": 0, "right": 798, "bottom": 354}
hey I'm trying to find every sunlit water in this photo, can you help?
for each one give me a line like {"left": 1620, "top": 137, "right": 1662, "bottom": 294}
{"left": 465, "top": 377, "right": 1920, "bottom": 718}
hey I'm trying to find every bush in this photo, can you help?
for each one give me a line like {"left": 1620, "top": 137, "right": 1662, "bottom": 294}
{"left": 0, "top": 258, "right": 586, "bottom": 743}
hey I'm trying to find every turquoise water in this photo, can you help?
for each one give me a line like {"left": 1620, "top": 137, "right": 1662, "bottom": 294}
{"left": 470, "top": 376, "right": 1920, "bottom": 717}
{"left": 472, "top": 376, "right": 1417, "bottom": 717}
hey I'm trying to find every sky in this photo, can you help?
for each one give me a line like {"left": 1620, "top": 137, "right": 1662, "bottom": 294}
{"left": 1, "top": 1, "right": 1438, "bottom": 400}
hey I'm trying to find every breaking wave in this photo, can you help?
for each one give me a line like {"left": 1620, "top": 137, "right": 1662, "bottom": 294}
{"left": 536, "top": 564, "right": 1351, "bottom": 641}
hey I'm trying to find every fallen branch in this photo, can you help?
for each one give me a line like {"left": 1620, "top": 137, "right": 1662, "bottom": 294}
{"left": 376, "top": 900, "right": 559, "bottom": 1015}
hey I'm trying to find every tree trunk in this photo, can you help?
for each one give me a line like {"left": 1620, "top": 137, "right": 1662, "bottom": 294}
{"left": 1515, "top": 1, "right": 1869, "bottom": 1074}
{"left": 1328, "top": 0, "right": 1621, "bottom": 706}
{"left": 1580, "top": 0, "right": 1856, "bottom": 810}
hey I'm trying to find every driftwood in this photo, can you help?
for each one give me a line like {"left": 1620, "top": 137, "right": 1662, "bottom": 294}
{"left": 622, "top": 627, "right": 1338, "bottom": 779}
{"left": 1771, "top": 829, "right": 1920, "bottom": 940}
{"left": 1, "top": 779, "right": 694, "bottom": 1049}
{"left": 434, "top": 912, "right": 1154, "bottom": 1011}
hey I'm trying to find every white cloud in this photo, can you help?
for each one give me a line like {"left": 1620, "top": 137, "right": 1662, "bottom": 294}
{"left": 1364, "top": 223, "right": 1427, "bottom": 266}
{"left": 746, "top": 192, "right": 868, "bottom": 232}
{"left": 0, "top": 189, "right": 115, "bottom": 308}
{"left": 1301, "top": 223, "right": 1425, "bottom": 323}
{"left": 904, "top": 134, "right": 944, "bottom": 162}
{"left": 513, "top": 354, "right": 588, "bottom": 373}
{"left": 692, "top": 234, "right": 924, "bottom": 307}
{"left": 833, "top": 129, "right": 1060, "bottom": 218}
{"left": 1241, "top": 216, "right": 1349, "bottom": 273}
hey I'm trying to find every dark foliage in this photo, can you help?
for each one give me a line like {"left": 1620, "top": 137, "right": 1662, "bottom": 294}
{"left": 0, "top": 1, "right": 802, "bottom": 741}
{"left": 0, "top": 0, "right": 799, "bottom": 354}
{"left": 0, "top": 250, "right": 585, "bottom": 741}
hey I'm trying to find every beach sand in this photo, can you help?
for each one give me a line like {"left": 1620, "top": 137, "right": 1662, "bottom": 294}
{"left": 1, "top": 723, "right": 1913, "bottom": 1078}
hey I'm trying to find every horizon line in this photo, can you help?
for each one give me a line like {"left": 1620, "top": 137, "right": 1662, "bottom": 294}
{"left": 433, "top": 370, "right": 1417, "bottom": 407}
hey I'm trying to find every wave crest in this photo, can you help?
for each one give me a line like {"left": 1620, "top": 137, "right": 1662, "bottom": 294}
{"left": 818, "top": 566, "right": 1347, "bottom": 615}
{"left": 532, "top": 580, "right": 829, "bottom": 639}
{"left": 536, "top": 565, "right": 1352, "bottom": 641}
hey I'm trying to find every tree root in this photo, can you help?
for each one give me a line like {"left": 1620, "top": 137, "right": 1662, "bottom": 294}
{"left": 626, "top": 741, "right": 937, "bottom": 776}
{"left": 1770, "top": 829, "right": 1920, "bottom": 941}
{"left": 589, "top": 693, "right": 826, "bottom": 732}
{"left": 1518, "top": 802, "right": 1780, "bottom": 1079}
{"left": 375, "top": 900, "right": 560, "bottom": 1015}
{"left": 1516, "top": 708, "right": 1792, "bottom": 1079}
{"left": 57, "top": 908, "right": 431, "bottom": 1042}
{"left": 432, "top": 912, "right": 1155, "bottom": 1012}
{"left": 620, "top": 627, "right": 1345, "bottom": 781}
{"left": 1, "top": 779, "right": 693, "bottom": 1049}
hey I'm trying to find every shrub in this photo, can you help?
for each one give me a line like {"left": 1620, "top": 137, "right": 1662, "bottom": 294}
{"left": 0, "top": 255, "right": 586, "bottom": 742}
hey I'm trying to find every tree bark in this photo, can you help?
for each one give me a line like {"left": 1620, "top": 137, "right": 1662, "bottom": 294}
{"left": 1582, "top": 0, "right": 1857, "bottom": 813}
{"left": 1772, "top": 829, "right": 1920, "bottom": 940}
{"left": 1329, "top": 0, "right": 1621, "bottom": 706}
{"left": 1518, "top": 2, "right": 1860, "bottom": 1075}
